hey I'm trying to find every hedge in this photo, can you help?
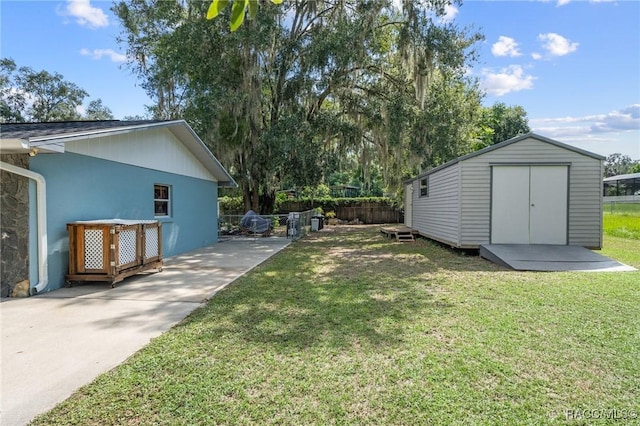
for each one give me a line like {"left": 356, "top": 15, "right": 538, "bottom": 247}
{"left": 219, "top": 196, "right": 399, "bottom": 214}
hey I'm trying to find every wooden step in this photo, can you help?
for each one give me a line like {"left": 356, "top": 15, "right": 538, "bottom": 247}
{"left": 381, "top": 227, "right": 417, "bottom": 242}
{"left": 396, "top": 233, "right": 415, "bottom": 242}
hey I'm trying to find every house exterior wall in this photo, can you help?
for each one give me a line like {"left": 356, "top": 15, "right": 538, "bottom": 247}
{"left": 65, "top": 127, "right": 216, "bottom": 182}
{"left": 410, "top": 162, "right": 461, "bottom": 246}
{"left": 458, "top": 137, "right": 602, "bottom": 248}
{"left": 29, "top": 152, "right": 219, "bottom": 292}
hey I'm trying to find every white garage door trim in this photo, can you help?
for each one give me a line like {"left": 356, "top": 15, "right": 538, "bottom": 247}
{"left": 491, "top": 164, "right": 569, "bottom": 245}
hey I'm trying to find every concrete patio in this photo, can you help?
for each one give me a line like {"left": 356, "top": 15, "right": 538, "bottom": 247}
{"left": 1, "top": 237, "right": 290, "bottom": 426}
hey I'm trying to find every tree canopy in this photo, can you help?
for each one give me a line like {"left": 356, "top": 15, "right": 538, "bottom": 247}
{"left": 0, "top": 58, "right": 112, "bottom": 123}
{"left": 604, "top": 153, "right": 638, "bottom": 177}
{"left": 85, "top": 99, "right": 115, "bottom": 120}
{"left": 470, "top": 102, "right": 531, "bottom": 150}
{"left": 114, "top": 0, "right": 524, "bottom": 212}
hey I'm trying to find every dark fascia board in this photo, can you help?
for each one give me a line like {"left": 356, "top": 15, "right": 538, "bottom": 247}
{"left": 404, "top": 132, "right": 605, "bottom": 184}
{"left": 2, "top": 120, "right": 237, "bottom": 187}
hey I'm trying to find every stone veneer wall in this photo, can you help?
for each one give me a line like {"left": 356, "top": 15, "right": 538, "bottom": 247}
{"left": 1, "top": 154, "right": 30, "bottom": 297}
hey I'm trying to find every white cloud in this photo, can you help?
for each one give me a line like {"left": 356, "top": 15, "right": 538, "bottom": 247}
{"left": 533, "top": 126, "right": 592, "bottom": 140}
{"left": 531, "top": 105, "right": 640, "bottom": 135}
{"left": 538, "top": 33, "right": 579, "bottom": 57}
{"left": 591, "top": 105, "right": 640, "bottom": 133}
{"left": 59, "top": 0, "right": 109, "bottom": 29}
{"left": 80, "top": 48, "right": 127, "bottom": 63}
{"left": 440, "top": 4, "right": 459, "bottom": 23}
{"left": 533, "top": 0, "right": 571, "bottom": 6}
{"left": 538, "top": 0, "right": 613, "bottom": 6}
{"left": 529, "top": 108, "right": 640, "bottom": 158}
{"left": 538, "top": 0, "right": 614, "bottom": 5}
{"left": 481, "top": 65, "right": 535, "bottom": 96}
{"left": 492, "top": 36, "right": 522, "bottom": 57}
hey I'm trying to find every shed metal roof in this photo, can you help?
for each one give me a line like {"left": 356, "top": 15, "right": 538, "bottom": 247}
{"left": 0, "top": 120, "right": 237, "bottom": 187}
{"left": 405, "top": 132, "right": 605, "bottom": 184}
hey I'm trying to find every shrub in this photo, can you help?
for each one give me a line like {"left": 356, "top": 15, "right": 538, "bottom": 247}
{"left": 219, "top": 196, "right": 243, "bottom": 214}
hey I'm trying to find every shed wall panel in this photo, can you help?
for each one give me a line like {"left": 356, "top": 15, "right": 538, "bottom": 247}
{"left": 411, "top": 163, "right": 460, "bottom": 246}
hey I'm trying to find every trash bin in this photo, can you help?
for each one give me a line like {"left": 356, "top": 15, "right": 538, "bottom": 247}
{"left": 311, "top": 218, "right": 320, "bottom": 232}
{"left": 312, "top": 215, "right": 324, "bottom": 230}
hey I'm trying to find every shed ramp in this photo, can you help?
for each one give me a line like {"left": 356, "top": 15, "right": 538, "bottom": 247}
{"left": 480, "top": 244, "right": 636, "bottom": 272}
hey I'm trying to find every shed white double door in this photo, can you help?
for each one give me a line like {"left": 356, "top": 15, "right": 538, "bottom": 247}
{"left": 491, "top": 165, "right": 568, "bottom": 245}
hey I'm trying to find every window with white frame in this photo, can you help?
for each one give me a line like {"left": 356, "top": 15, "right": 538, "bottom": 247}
{"left": 154, "top": 184, "right": 171, "bottom": 217}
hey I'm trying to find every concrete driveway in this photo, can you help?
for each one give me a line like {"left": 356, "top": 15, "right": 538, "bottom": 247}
{"left": 1, "top": 237, "right": 290, "bottom": 426}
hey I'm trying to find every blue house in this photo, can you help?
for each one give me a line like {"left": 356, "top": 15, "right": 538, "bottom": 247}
{"left": 0, "top": 120, "right": 236, "bottom": 296}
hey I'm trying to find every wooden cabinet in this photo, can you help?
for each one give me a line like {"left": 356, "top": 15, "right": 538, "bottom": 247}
{"left": 66, "top": 220, "right": 163, "bottom": 287}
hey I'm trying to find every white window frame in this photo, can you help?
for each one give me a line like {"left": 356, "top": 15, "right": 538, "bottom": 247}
{"left": 154, "top": 184, "right": 172, "bottom": 217}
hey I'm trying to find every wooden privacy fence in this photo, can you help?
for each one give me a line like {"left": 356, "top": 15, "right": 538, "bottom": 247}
{"left": 278, "top": 200, "right": 403, "bottom": 224}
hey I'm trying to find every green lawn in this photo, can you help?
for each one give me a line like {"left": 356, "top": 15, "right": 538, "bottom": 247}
{"left": 32, "top": 227, "right": 640, "bottom": 425}
{"left": 603, "top": 205, "right": 640, "bottom": 241}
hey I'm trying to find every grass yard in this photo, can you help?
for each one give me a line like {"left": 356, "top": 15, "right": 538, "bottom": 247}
{"left": 603, "top": 203, "right": 640, "bottom": 241}
{"left": 32, "top": 227, "right": 639, "bottom": 425}
{"left": 601, "top": 207, "right": 640, "bottom": 272}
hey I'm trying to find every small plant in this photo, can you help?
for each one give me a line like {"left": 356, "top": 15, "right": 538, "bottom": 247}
{"left": 325, "top": 211, "right": 336, "bottom": 219}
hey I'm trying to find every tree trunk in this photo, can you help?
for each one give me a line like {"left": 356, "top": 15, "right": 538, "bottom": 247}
{"left": 251, "top": 188, "right": 259, "bottom": 213}
{"left": 259, "top": 189, "right": 276, "bottom": 215}
{"left": 242, "top": 181, "right": 253, "bottom": 213}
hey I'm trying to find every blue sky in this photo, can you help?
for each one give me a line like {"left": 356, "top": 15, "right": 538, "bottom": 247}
{"left": 1, "top": 0, "right": 639, "bottom": 159}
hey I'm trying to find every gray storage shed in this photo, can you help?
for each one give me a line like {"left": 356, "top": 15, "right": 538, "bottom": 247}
{"left": 404, "top": 133, "right": 604, "bottom": 249}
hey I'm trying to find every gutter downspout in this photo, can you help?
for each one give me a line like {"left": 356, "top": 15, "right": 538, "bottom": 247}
{"left": 0, "top": 161, "right": 48, "bottom": 294}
